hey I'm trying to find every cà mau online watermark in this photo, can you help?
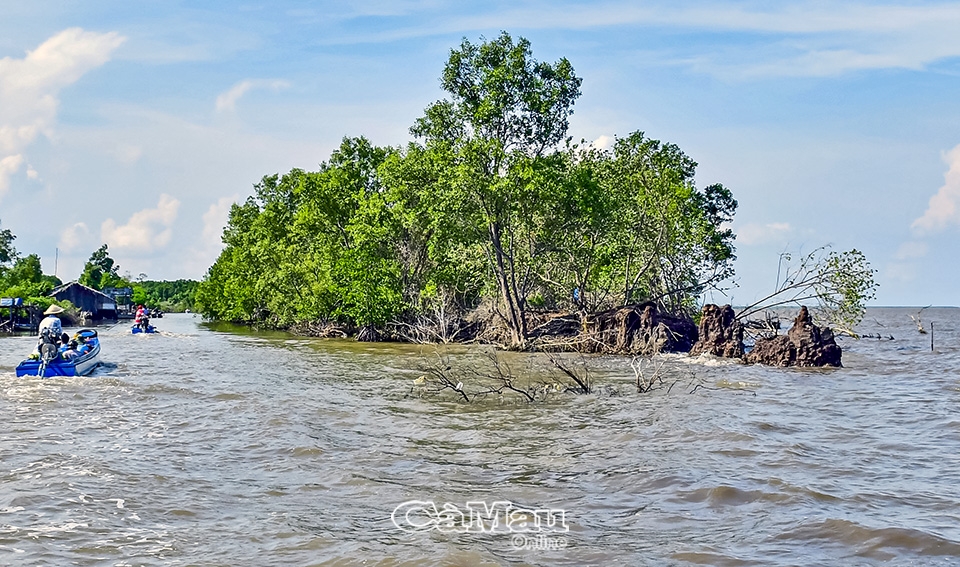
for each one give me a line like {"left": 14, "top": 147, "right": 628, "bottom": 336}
{"left": 391, "top": 500, "right": 569, "bottom": 550}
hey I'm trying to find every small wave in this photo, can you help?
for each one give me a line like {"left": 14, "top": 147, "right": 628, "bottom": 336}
{"left": 766, "top": 478, "right": 841, "bottom": 503}
{"left": 670, "top": 551, "right": 763, "bottom": 566}
{"left": 290, "top": 446, "right": 324, "bottom": 457}
{"left": 674, "top": 484, "right": 791, "bottom": 507}
{"left": 212, "top": 392, "right": 245, "bottom": 401}
{"left": 776, "top": 518, "right": 960, "bottom": 558}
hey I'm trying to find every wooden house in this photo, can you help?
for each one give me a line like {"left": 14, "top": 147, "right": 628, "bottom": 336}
{"left": 48, "top": 282, "right": 118, "bottom": 320}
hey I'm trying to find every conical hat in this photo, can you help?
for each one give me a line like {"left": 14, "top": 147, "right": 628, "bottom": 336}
{"left": 44, "top": 305, "right": 64, "bottom": 315}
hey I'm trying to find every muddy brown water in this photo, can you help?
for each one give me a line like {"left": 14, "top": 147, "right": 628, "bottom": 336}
{"left": 2, "top": 309, "right": 960, "bottom": 566}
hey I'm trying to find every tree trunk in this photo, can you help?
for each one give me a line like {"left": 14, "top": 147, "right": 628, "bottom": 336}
{"left": 489, "top": 222, "right": 526, "bottom": 348}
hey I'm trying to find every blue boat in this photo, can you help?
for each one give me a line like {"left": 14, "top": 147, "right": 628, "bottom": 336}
{"left": 15, "top": 329, "right": 102, "bottom": 377}
{"left": 131, "top": 324, "right": 158, "bottom": 334}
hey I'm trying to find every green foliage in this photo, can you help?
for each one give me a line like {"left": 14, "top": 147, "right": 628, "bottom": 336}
{"left": 196, "top": 35, "right": 746, "bottom": 339}
{"left": 132, "top": 280, "right": 199, "bottom": 312}
{"left": 79, "top": 244, "right": 124, "bottom": 290}
{"left": 815, "top": 249, "right": 878, "bottom": 332}
{"left": 197, "top": 137, "right": 413, "bottom": 328}
{"left": 412, "top": 31, "right": 582, "bottom": 157}
{"left": 0, "top": 221, "right": 62, "bottom": 306}
{"left": 2, "top": 254, "right": 59, "bottom": 298}
{"left": 534, "top": 133, "right": 738, "bottom": 316}
{"left": 409, "top": 32, "right": 585, "bottom": 346}
{"left": 736, "top": 246, "right": 878, "bottom": 333}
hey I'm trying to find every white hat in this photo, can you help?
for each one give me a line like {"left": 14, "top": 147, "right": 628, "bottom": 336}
{"left": 44, "top": 305, "right": 65, "bottom": 315}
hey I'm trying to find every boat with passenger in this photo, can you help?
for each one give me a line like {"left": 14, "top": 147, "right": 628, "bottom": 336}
{"left": 132, "top": 304, "right": 158, "bottom": 334}
{"left": 15, "top": 329, "right": 102, "bottom": 377}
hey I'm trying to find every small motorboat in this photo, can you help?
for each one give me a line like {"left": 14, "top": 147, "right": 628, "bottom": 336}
{"left": 131, "top": 324, "right": 158, "bottom": 334}
{"left": 16, "top": 329, "right": 102, "bottom": 377}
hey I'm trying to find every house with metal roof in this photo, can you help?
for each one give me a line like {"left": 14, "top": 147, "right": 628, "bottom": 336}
{"left": 48, "top": 282, "right": 118, "bottom": 320}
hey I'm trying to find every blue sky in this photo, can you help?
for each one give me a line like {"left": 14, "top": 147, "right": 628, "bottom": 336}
{"left": 1, "top": 1, "right": 959, "bottom": 306}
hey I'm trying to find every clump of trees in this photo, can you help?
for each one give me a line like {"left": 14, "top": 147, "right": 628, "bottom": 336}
{"left": 0, "top": 218, "right": 62, "bottom": 307}
{"left": 79, "top": 244, "right": 125, "bottom": 291}
{"left": 196, "top": 33, "right": 739, "bottom": 348}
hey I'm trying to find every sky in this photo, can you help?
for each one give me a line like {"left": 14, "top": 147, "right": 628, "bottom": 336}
{"left": 1, "top": 1, "right": 959, "bottom": 307}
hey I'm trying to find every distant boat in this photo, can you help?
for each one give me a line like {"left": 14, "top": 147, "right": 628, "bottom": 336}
{"left": 16, "top": 329, "right": 102, "bottom": 377}
{"left": 131, "top": 324, "right": 158, "bottom": 334}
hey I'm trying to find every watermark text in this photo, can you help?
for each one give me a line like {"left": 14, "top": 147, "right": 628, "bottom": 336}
{"left": 391, "top": 500, "right": 569, "bottom": 535}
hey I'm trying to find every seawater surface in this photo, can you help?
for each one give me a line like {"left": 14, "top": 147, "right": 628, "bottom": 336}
{"left": 2, "top": 308, "right": 960, "bottom": 566}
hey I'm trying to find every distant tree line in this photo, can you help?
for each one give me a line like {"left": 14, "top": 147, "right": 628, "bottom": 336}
{"left": 132, "top": 279, "right": 198, "bottom": 312}
{"left": 195, "top": 33, "right": 738, "bottom": 348}
{"left": 1, "top": 231, "right": 198, "bottom": 313}
{"left": 77, "top": 244, "right": 198, "bottom": 311}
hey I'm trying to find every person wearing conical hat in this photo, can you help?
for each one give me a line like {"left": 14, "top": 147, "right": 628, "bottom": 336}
{"left": 38, "top": 304, "right": 65, "bottom": 344}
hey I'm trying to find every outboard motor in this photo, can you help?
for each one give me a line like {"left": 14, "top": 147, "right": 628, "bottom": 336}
{"left": 37, "top": 327, "right": 61, "bottom": 377}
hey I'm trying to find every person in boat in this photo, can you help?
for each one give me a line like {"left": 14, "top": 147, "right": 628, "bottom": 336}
{"left": 135, "top": 304, "right": 150, "bottom": 331}
{"left": 38, "top": 305, "right": 65, "bottom": 346}
{"left": 61, "top": 339, "right": 81, "bottom": 360}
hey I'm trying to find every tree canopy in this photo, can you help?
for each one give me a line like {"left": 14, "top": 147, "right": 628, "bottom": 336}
{"left": 79, "top": 244, "right": 123, "bottom": 290}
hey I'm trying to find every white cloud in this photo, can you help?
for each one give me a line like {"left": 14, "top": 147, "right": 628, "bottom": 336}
{"left": 101, "top": 194, "right": 181, "bottom": 253}
{"left": 215, "top": 79, "right": 290, "bottom": 112}
{"left": 181, "top": 195, "right": 239, "bottom": 276}
{"left": 0, "top": 28, "right": 125, "bottom": 93}
{"left": 591, "top": 134, "right": 614, "bottom": 150}
{"left": 58, "top": 222, "right": 93, "bottom": 253}
{"left": 26, "top": 164, "right": 39, "bottom": 180}
{"left": 911, "top": 144, "right": 960, "bottom": 234}
{"left": 0, "top": 28, "right": 125, "bottom": 200}
{"left": 735, "top": 222, "right": 792, "bottom": 245}
{"left": 215, "top": 81, "right": 253, "bottom": 113}
{"left": 895, "top": 240, "right": 928, "bottom": 260}
{"left": 0, "top": 154, "right": 24, "bottom": 197}
{"left": 201, "top": 195, "right": 237, "bottom": 245}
